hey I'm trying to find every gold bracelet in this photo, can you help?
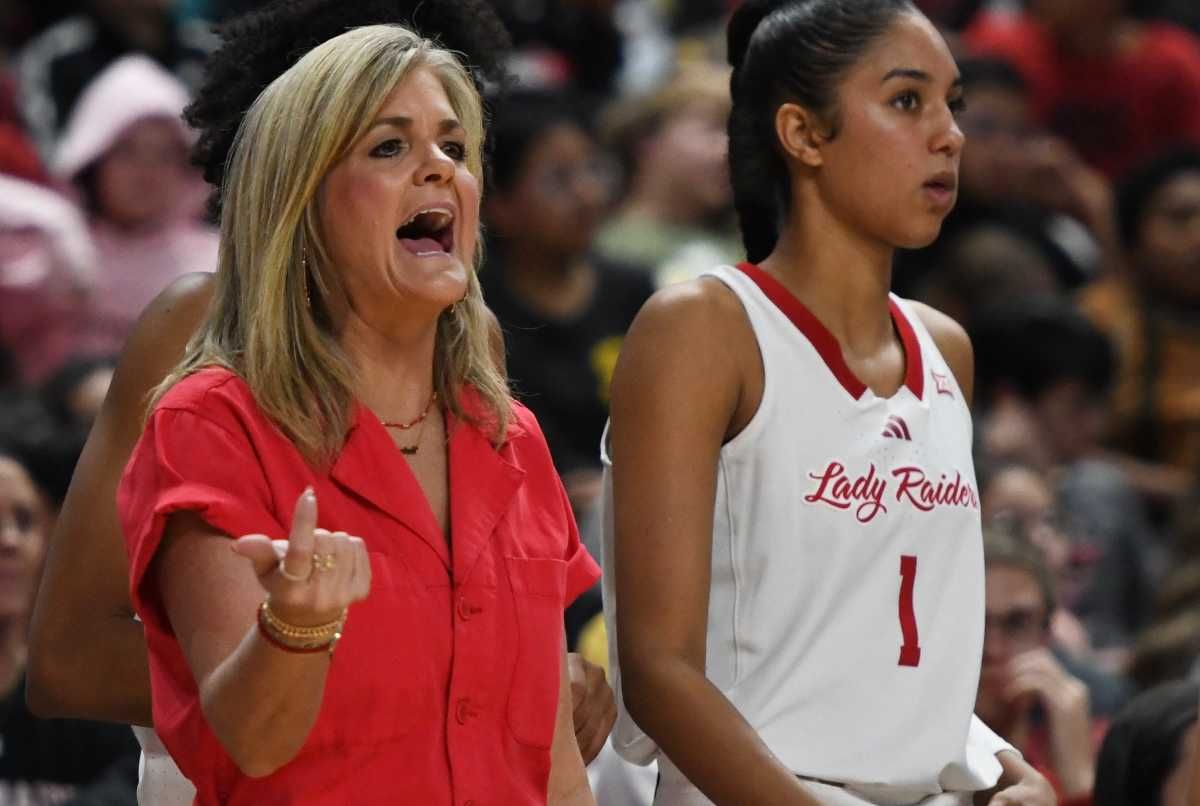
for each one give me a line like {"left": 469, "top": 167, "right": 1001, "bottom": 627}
{"left": 259, "top": 599, "right": 346, "bottom": 638}
{"left": 257, "top": 605, "right": 343, "bottom": 654}
{"left": 257, "top": 618, "right": 339, "bottom": 655}
{"left": 257, "top": 600, "right": 346, "bottom": 652}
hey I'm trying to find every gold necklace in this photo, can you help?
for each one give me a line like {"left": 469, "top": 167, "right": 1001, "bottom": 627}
{"left": 380, "top": 390, "right": 437, "bottom": 431}
{"left": 380, "top": 391, "right": 437, "bottom": 456}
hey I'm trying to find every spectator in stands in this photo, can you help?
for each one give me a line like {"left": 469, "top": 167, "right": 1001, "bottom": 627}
{"left": 595, "top": 62, "right": 742, "bottom": 285}
{"left": 1079, "top": 147, "right": 1200, "bottom": 488}
{"left": 490, "top": 0, "right": 623, "bottom": 94}
{"left": 964, "top": 0, "right": 1200, "bottom": 178}
{"left": 1094, "top": 679, "right": 1198, "bottom": 806}
{"left": 980, "top": 460, "right": 1145, "bottom": 699}
{"left": 972, "top": 296, "right": 1116, "bottom": 472}
{"left": 0, "top": 173, "right": 97, "bottom": 383}
{"left": 982, "top": 463, "right": 1087, "bottom": 649}
{"left": 976, "top": 526, "right": 1108, "bottom": 806}
{"left": 0, "top": 400, "right": 138, "bottom": 803}
{"left": 1128, "top": 608, "right": 1200, "bottom": 692}
{"left": 0, "top": 122, "right": 46, "bottom": 184}
{"left": 482, "top": 90, "right": 654, "bottom": 520}
{"left": 14, "top": 0, "right": 216, "bottom": 156}
{"left": 53, "top": 54, "right": 217, "bottom": 358}
{"left": 1126, "top": 495, "right": 1200, "bottom": 690}
{"left": 900, "top": 57, "right": 1117, "bottom": 311}
{"left": 0, "top": 67, "right": 48, "bottom": 184}
{"left": 973, "top": 296, "right": 1161, "bottom": 655}
{"left": 40, "top": 354, "right": 115, "bottom": 430}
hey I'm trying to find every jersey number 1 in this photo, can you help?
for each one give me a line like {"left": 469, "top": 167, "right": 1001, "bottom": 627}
{"left": 898, "top": 555, "right": 921, "bottom": 667}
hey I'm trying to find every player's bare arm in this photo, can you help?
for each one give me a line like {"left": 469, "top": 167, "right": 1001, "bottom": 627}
{"left": 27, "top": 272, "right": 216, "bottom": 724}
{"left": 611, "top": 278, "right": 818, "bottom": 806}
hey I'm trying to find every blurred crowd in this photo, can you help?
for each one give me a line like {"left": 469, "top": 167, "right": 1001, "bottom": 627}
{"left": 1, "top": 0, "right": 1200, "bottom": 804}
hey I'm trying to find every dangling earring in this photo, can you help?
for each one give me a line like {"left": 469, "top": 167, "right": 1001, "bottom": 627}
{"left": 446, "top": 290, "right": 467, "bottom": 317}
{"left": 301, "top": 246, "right": 312, "bottom": 308}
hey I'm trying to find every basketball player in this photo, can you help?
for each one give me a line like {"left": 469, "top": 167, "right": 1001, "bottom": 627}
{"left": 602, "top": 1, "right": 1055, "bottom": 803}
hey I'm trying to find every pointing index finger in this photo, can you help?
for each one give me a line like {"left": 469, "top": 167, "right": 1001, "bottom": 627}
{"left": 281, "top": 487, "right": 317, "bottom": 581}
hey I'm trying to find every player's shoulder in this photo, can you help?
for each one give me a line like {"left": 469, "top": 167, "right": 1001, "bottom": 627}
{"left": 139, "top": 271, "right": 215, "bottom": 325}
{"left": 903, "top": 298, "right": 974, "bottom": 402}
{"left": 904, "top": 299, "right": 971, "bottom": 354}
{"left": 615, "top": 272, "right": 754, "bottom": 401}
{"left": 632, "top": 272, "right": 749, "bottom": 338}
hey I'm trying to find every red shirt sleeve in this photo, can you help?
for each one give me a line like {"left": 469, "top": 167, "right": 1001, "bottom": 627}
{"left": 118, "top": 388, "right": 284, "bottom": 631}
{"left": 510, "top": 403, "right": 601, "bottom": 608}
{"left": 558, "top": 476, "right": 601, "bottom": 607}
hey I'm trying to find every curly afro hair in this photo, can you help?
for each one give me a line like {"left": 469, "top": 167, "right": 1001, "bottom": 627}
{"left": 184, "top": 0, "right": 512, "bottom": 216}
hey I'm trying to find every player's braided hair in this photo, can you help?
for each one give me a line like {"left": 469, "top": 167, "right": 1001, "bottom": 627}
{"left": 184, "top": 0, "right": 512, "bottom": 217}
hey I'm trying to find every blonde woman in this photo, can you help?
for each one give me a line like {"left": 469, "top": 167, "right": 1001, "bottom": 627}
{"left": 117, "top": 25, "right": 598, "bottom": 805}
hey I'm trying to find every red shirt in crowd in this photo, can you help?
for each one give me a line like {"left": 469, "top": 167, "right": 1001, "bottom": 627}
{"left": 118, "top": 368, "right": 601, "bottom": 805}
{"left": 0, "top": 72, "right": 46, "bottom": 184}
{"left": 965, "top": 12, "right": 1200, "bottom": 178}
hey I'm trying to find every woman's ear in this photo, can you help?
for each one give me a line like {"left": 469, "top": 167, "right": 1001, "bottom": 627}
{"left": 775, "top": 102, "right": 826, "bottom": 169}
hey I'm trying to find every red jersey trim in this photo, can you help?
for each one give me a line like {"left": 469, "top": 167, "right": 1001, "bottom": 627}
{"left": 736, "top": 262, "right": 924, "bottom": 400}
{"left": 890, "top": 295, "right": 925, "bottom": 400}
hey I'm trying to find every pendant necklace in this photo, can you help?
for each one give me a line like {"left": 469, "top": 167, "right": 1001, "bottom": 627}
{"left": 381, "top": 391, "right": 437, "bottom": 455}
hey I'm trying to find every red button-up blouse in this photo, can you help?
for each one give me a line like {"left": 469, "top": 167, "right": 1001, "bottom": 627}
{"left": 118, "top": 368, "right": 601, "bottom": 805}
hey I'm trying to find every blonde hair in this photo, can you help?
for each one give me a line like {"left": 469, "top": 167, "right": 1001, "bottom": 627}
{"left": 155, "top": 25, "right": 510, "bottom": 465}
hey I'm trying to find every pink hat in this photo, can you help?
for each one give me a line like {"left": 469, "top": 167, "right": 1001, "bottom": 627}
{"left": 0, "top": 173, "right": 97, "bottom": 288}
{"left": 53, "top": 54, "right": 195, "bottom": 181}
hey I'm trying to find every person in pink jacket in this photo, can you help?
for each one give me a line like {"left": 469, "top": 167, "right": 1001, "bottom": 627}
{"left": 53, "top": 54, "right": 217, "bottom": 359}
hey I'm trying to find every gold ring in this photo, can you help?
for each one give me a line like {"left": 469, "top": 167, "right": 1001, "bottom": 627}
{"left": 277, "top": 559, "right": 310, "bottom": 583}
{"left": 312, "top": 552, "right": 337, "bottom": 572}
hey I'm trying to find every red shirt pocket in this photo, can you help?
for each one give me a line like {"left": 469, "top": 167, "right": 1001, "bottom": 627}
{"left": 504, "top": 556, "right": 566, "bottom": 749}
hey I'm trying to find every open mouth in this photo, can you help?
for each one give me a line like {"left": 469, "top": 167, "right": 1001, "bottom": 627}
{"left": 395, "top": 208, "right": 454, "bottom": 256}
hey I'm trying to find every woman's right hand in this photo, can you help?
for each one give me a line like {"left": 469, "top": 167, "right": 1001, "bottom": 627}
{"left": 231, "top": 488, "right": 371, "bottom": 627}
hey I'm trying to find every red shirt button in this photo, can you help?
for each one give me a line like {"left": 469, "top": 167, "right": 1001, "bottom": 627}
{"left": 455, "top": 697, "right": 471, "bottom": 724}
{"left": 456, "top": 595, "right": 484, "bottom": 621}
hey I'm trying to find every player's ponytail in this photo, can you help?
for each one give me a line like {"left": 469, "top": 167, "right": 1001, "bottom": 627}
{"left": 725, "top": 0, "right": 918, "bottom": 263}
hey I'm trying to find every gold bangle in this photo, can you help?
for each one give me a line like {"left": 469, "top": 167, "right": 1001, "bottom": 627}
{"left": 257, "top": 618, "right": 331, "bottom": 654}
{"left": 257, "top": 606, "right": 341, "bottom": 654}
{"left": 260, "top": 599, "right": 346, "bottom": 637}
{"left": 257, "top": 600, "right": 346, "bottom": 650}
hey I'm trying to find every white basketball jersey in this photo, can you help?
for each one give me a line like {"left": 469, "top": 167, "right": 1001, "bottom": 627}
{"left": 600, "top": 264, "right": 1012, "bottom": 803}
{"left": 132, "top": 726, "right": 195, "bottom": 805}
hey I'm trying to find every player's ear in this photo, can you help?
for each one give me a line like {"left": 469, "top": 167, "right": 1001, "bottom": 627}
{"left": 776, "top": 102, "right": 825, "bottom": 168}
